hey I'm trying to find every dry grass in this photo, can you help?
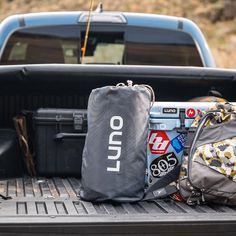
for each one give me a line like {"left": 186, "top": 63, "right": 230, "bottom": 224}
{"left": 0, "top": 0, "right": 236, "bottom": 68}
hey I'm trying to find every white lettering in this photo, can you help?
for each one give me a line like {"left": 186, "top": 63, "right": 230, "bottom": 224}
{"left": 107, "top": 161, "right": 120, "bottom": 172}
{"left": 110, "top": 116, "right": 123, "bottom": 130}
{"left": 108, "top": 146, "right": 121, "bottom": 160}
{"left": 109, "top": 131, "right": 122, "bottom": 145}
{"left": 107, "top": 116, "right": 123, "bottom": 173}
{"left": 153, "top": 139, "right": 169, "bottom": 151}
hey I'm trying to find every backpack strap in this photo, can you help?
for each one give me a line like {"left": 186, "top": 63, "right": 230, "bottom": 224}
{"left": 143, "top": 165, "right": 180, "bottom": 201}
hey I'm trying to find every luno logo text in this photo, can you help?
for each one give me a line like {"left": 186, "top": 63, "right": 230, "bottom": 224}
{"left": 107, "top": 116, "right": 123, "bottom": 172}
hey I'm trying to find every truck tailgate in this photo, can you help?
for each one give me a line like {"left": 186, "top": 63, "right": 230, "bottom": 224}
{"left": 0, "top": 177, "right": 235, "bottom": 235}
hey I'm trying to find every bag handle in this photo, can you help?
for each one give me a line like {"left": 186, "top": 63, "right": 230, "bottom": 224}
{"left": 188, "top": 111, "right": 218, "bottom": 164}
{"left": 54, "top": 132, "right": 86, "bottom": 140}
{"left": 187, "top": 110, "right": 219, "bottom": 190}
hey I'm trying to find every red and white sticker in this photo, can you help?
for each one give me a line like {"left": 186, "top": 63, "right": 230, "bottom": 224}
{"left": 148, "top": 131, "right": 170, "bottom": 154}
{"left": 186, "top": 108, "right": 196, "bottom": 118}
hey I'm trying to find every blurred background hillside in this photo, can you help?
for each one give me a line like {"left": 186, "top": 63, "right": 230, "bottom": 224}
{"left": 0, "top": 0, "right": 236, "bottom": 68}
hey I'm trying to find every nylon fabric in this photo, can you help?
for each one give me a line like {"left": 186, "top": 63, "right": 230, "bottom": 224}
{"left": 193, "top": 137, "right": 236, "bottom": 181}
{"left": 194, "top": 119, "right": 236, "bottom": 148}
{"left": 80, "top": 83, "right": 151, "bottom": 202}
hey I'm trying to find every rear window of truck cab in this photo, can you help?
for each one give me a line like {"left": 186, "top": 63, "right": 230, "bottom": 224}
{"left": 0, "top": 25, "right": 203, "bottom": 66}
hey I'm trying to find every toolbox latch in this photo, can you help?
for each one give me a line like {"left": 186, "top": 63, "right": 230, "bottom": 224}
{"left": 73, "top": 113, "right": 87, "bottom": 132}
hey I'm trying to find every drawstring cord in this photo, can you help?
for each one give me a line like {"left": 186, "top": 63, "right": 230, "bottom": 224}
{"left": 116, "top": 80, "right": 156, "bottom": 105}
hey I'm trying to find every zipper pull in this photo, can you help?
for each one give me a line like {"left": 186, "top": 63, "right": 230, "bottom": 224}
{"left": 201, "top": 189, "right": 206, "bottom": 203}
{"left": 127, "top": 80, "right": 133, "bottom": 87}
{"left": 186, "top": 191, "right": 196, "bottom": 206}
{"left": 187, "top": 190, "right": 202, "bottom": 206}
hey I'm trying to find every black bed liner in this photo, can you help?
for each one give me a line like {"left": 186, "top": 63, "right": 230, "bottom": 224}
{"left": 1, "top": 65, "right": 236, "bottom": 235}
{"left": 0, "top": 177, "right": 235, "bottom": 235}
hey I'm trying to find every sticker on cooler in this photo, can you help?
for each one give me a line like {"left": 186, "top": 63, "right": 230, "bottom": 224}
{"left": 171, "top": 134, "right": 186, "bottom": 153}
{"left": 148, "top": 131, "right": 170, "bottom": 154}
{"left": 186, "top": 108, "right": 201, "bottom": 118}
{"left": 186, "top": 108, "right": 196, "bottom": 118}
{"left": 150, "top": 152, "right": 178, "bottom": 178}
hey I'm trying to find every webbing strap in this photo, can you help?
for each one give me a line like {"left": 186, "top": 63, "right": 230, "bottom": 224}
{"left": 143, "top": 165, "right": 180, "bottom": 201}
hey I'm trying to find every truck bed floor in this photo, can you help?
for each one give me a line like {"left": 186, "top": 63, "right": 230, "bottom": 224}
{"left": 0, "top": 177, "right": 236, "bottom": 235}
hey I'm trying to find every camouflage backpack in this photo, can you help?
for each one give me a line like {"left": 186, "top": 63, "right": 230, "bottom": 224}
{"left": 179, "top": 103, "right": 236, "bottom": 205}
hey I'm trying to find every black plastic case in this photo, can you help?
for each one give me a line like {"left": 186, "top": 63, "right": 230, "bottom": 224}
{"left": 34, "top": 108, "right": 87, "bottom": 177}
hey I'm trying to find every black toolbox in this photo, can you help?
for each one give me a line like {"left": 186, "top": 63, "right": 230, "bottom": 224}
{"left": 34, "top": 108, "right": 87, "bottom": 177}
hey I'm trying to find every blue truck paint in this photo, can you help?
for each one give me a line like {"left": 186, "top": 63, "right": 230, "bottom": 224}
{"left": 0, "top": 11, "right": 215, "bottom": 67}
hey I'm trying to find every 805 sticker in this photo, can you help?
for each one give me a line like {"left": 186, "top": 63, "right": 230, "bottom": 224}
{"left": 150, "top": 152, "right": 179, "bottom": 178}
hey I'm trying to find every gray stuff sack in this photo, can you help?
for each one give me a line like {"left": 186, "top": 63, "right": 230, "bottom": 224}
{"left": 80, "top": 81, "right": 153, "bottom": 202}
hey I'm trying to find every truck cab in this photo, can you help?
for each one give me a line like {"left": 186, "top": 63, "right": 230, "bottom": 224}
{"left": 0, "top": 10, "right": 215, "bottom": 67}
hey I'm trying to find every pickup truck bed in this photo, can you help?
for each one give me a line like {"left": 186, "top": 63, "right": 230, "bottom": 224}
{"left": 0, "top": 65, "right": 236, "bottom": 235}
{"left": 0, "top": 176, "right": 236, "bottom": 236}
